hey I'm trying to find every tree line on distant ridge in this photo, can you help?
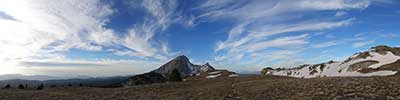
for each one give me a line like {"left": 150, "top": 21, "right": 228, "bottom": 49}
{"left": 1, "top": 83, "right": 88, "bottom": 90}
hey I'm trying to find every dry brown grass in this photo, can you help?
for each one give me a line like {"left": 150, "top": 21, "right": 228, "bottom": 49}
{"left": 1, "top": 75, "right": 400, "bottom": 100}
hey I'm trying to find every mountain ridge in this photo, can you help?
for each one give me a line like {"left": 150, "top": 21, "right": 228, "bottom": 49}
{"left": 0, "top": 74, "right": 95, "bottom": 81}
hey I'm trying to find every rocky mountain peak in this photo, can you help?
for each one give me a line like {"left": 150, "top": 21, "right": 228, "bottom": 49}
{"left": 152, "top": 55, "right": 193, "bottom": 76}
{"left": 200, "top": 62, "right": 216, "bottom": 72}
{"left": 152, "top": 55, "right": 215, "bottom": 77}
{"left": 202, "top": 63, "right": 211, "bottom": 67}
{"left": 125, "top": 55, "right": 218, "bottom": 86}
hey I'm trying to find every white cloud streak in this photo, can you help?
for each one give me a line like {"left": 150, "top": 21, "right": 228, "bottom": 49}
{"left": 312, "top": 41, "right": 338, "bottom": 48}
{"left": 0, "top": 0, "right": 119, "bottom": 75}
{"left": 196, "top": 0, "right": 371, "bottom": 70}
{"left": 197, "top": 0, "right": 369, "bottom": 21}
{"left": 119, "top": 0, "right": 180, "bottom": 60}
{"left": 352, "top": 40, "right": 375, "bottom": 48}
{"left": 0, "top": 0, "right": 180, "bottom": 75}
{"left": 245, "top": 34, "right": 310, "bottom": 53}
{"left": 335, "top": 11, "right": 348, "bottom": 16}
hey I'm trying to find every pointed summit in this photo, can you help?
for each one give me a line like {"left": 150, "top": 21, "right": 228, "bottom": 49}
{"left": 172, "top": 55, "right": 190, "bottom": 62}
{"left": 176, "top": 55, "right": 189, "bottom": 59}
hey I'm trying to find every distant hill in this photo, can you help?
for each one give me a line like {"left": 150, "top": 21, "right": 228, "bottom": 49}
{"left": 0, "top": 74, "right": 61, "bottom": 81}
{"left": 0, "top": 74, "right": 95, "bottom": 81}
{"left": 0, "top": 76, "right": 130, "bottom": 88}
{"left": 261, "top": 45, "right": 400, "bottom": 78}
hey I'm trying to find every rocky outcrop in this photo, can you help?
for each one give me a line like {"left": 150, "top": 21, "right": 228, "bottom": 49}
{"left": 371, "top": 45, "right": 400, "bottom": 56}
{"left": 348, "top": 60, "right": 379, "bottom": 72}
{"left": 380, "top": 59, "right": 400, "bottom": 71}
{"left": 358, "top": 59, "right": 400, "bottom": 73}
{"left": 261, "top": 67, "right": 273, "bottom": 75}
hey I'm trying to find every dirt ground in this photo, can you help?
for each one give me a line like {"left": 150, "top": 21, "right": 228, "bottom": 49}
{"left": 1, "top": 75, "right": 400, "bottom": 100}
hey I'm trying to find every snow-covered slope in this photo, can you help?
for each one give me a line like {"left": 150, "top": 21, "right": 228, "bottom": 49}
{"left": 261, "top": 45, "right": 400, "bottom": 78}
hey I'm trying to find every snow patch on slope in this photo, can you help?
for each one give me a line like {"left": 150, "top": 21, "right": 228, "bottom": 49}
{"left": 206, "top": 74, "right": 222, "bottom": 78}
{"left": 208, "top": 71, "right": 221, "bottom": 75}
{"left": 228, "top": 74, "right": 239, "bottom": 77}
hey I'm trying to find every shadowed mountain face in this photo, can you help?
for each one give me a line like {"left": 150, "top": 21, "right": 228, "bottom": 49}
{"left": 123, "top": 72, "right": 166, "bottom": 86}
{"left": 124, "top": 55, "right": 216, "bottom": 85}
{"left": 262, "top": 45, "right": 400, "bottom": 78}
{"left": 153, "top": 55, "right": 194, "bottom": 76}
{"left": 153, "top": 55, "right": 215, "bottom": 76}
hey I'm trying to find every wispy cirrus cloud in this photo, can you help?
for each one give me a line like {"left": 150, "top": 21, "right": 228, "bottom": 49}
{"left": 0, "top": 0, "right": 132, "bottom": 75}
{"left": 0, "top": 0, "right": 183, "bottom": 62}
{"left": 0, "top": 0, "right": 115, "bottom": 63}
{"left": 197, "top": 0, "right": 369, "bottom": 21}
{"left": 191, "top": 0, "right": 372, "bottom": 71}
{"left": 352, "top": 40, "right": 375, "bottom": 48}
{"left": 312, "top": 41, "right": 338, "bottom": 48}
{"left": 335, "top": 11, "right": 348, "bottom": 16}
{"left": 215, "top": 19, "right": 354, "bottom": 53}
{"left": 244, "top": 34, "right": 310, "bottom": 53}
{"left": 0, "top": 0, "right": 182, "bottom": 76}
{"left": 110, "top": 0, "right": 179, "bottom": 60}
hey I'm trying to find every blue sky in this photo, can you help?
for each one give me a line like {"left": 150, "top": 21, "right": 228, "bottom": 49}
{"left": 0, "top": 0, "right": 399, "bottom": 77}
